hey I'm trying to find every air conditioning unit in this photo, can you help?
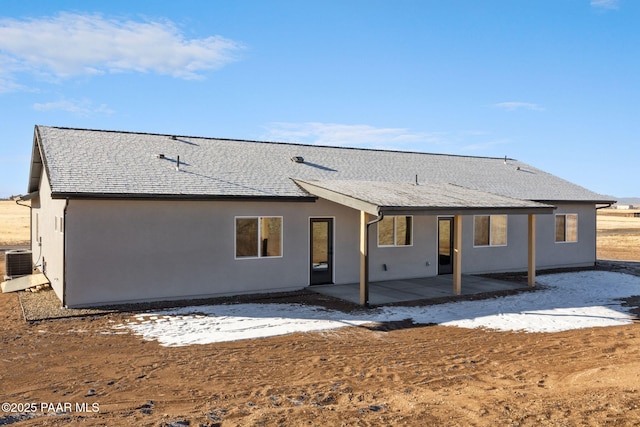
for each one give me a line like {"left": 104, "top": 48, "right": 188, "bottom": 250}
{"left": 5, "top": 249, "right": 33, "bottom": 279}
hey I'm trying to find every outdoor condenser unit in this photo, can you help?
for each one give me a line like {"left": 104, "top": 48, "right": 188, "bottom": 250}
{"left": 5, "top": 249, "right": 33, "bottom": 278}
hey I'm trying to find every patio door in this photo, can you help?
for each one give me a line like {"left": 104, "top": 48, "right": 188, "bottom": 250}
{"left": 310, "top": 218, "right": 334, "bottom": 285}
{"left": 438, "top": 217, "right": 454, "bottom": 275}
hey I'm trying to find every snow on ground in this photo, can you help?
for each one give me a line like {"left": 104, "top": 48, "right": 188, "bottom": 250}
{"left": 118, "top": 271, "right": 640, "bottom": 347}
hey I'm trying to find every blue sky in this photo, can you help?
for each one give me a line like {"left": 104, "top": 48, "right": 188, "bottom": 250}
{"left": 0, "top": 0, "right": 637, "bottom": 198}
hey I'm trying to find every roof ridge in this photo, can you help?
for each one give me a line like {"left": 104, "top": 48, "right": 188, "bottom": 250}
{"left": 35, "top": 125, "right": 517, "bottom": 162}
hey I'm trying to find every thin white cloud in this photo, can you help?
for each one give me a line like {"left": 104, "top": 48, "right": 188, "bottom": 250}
{"left": 462, "top": 138, "right": 511, "bottom": 152}
{"left": 264, "top": 122, "right": 514, "bottom": 155}
{"left": 0, "top": 12, "right": 244, "bottom": 85}
{"left": 264, "top": 122, "right": 446, "bottom": 149}
{"left": 0, "top": 54, "right": 34, "bottom": 93}
{"left": 493, "top": 102, "right": 545, "bottom": 112}
{"left": 0, "top": 77, "right": 28, "bottom": 94}
{"left": 591, "top": 0, "right": 620, "bottom": 10}
{"left": 33, "top": 99, "right": 114, "bottom": 116}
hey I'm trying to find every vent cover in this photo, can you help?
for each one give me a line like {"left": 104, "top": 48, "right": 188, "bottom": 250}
{"left": 5, "top": 249, "right": 32, "bottom": 278}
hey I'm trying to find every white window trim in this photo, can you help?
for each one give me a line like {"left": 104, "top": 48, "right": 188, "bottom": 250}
{"left": 234, "top": 216, "right": 284, "bottom": 260}
{"left": 555, "top": 213, "right": 578, "bottom": 243}
{"left": 377, "top": 215, "right": 414, "bottom": 248}
{"left": 473, "top": 215, "right": 508, "bottom": 248}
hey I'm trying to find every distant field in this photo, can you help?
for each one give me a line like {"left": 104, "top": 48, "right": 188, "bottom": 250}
{"left": 0, "top": 200, "right": 30, "bottom": 247}
{"left": 597, "top": 209, "right": 640, "bottom": 261}
{"left": 0, "top": 200, "right": 30, "bottom": 277}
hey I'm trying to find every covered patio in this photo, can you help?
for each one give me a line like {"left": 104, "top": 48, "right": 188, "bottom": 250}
{"left": 310, "top": 274, "right": 529, "bottom": 305}
{"left": 295, "top": 179, "right": 555, "bottom": 306}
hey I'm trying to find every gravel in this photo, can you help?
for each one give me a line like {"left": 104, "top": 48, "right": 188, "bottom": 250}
{"left": 16, "top": 286, "right": 358, "bottom": 322}
{"left": 18, "top": 288, "right": 116, "bottom": 321}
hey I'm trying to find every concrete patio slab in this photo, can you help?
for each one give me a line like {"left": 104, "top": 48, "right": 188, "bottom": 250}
{"left": 309, "top": 275, "right": 528, "bottom": 305}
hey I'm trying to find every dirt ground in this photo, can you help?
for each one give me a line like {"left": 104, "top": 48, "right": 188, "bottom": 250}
{"left": 1, "top": 203, "right": 640, "bottom": 426}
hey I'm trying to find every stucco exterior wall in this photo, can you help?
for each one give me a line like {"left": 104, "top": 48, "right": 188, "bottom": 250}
{"left": 61, "top": 197, "right": 597, "bottom": 307}
{"left": 460, "top": 203, "right": 597, "bottom": 274}
{"left": 535, "top": 203, "right": 597, "bottom": 269}
{"left": 368, "top": 204, "right": 597, "bottom": 278}
{"left": 461, "top": 214, "right": 531, "bottom": 274}
{"left": 368, "top": 216, "right": 438, "bottom": 281}
{"left": 30, "top": 172, "right": 66, "bottom": 300}
{"left": 64, "top": 198, "right": 361, "bottom": 307}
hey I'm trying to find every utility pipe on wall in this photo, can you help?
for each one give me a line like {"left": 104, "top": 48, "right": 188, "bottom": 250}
{"left": 360, "top": 211, "right": 384, "bottom": 307}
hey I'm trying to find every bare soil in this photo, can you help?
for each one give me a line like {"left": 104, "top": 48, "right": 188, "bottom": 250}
{"left": 1, "top": 203, "right": 640, "bottom": 426}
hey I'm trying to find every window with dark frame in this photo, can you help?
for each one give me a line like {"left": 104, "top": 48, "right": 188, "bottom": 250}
{"left": 235, "top": 216, "right": 283, "bottom": 258}
{"left": 474, "top": 215, "right": 507, "bottom": 247}
{"left": 378, "top": 215, "right": 413, "bottom": 247}
{"left": 555, "top": 214, "right": 578, "bottom": 242}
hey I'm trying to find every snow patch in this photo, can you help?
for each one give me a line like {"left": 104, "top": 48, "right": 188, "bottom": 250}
{"left": 119, "top": 271, "right": 640, "bottom": 347}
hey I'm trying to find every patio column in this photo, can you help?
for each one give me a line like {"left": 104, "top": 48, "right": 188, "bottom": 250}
{"left": 528, "top": 214, "right": 536, "bottom": 287}
{"left": 453, "top": 215, "right": 462, "bottom": 295}
{"left": 359, "top": 210, "right": 370, "bottom": 306}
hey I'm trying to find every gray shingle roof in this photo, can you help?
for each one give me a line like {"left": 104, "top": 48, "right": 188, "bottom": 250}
{"left": 31, "top": 125, "right": 614, "bottom": 204}
{"left": 294, "top": 179, "right": 555, "bottom": 215}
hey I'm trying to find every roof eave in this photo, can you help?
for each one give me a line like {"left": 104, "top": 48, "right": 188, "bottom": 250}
{"left": 295, "top": 179, "right": 556, "bottom": 216}
{"left": 49, "top": 192, "right": 318, "bottom": 202}
{"left": 379, "top": 206, "right": 556, "bottom": 216}
{"left": 27, "top": 126, "right": 45, "bottom": 194}
{"left": 534, "top": 199, "right": 617, "bottom": 205}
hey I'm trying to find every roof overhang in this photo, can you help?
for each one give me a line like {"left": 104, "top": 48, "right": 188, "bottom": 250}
{"left": 294, "top": 179, "right": 556, "bottom": 216}
{"left": 17, "top": 191, "right": 39, "bottom": 202}
{"left": 27, "top": 128, "right": 45, "bottom": 194}
{"left": 49, "top": 192, "right": 317, "bottom": 202}
{"left": 535, "top": 199, "right": 618, "bottom": 206}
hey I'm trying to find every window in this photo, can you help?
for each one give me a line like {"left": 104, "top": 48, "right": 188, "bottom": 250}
{"left": 235, "top": 216, "right": 283, "bottom": 258}
{"left": 378, "top": 216, "right": 413, "bottom": 247}
{"left": 556, "top": 214, "right": 578, "bottom": 243}
{"left": 474, "top": 215, "right": 507, "bottom": 246}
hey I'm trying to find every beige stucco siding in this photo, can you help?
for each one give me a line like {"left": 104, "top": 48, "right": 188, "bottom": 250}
{"left": 460, "top": 214, "right": 530, "bottom": 274}
{"left": 534, "top": 203, "right": 597, "bottom": 269}
{"left": 459, "top": 204, "right": 597, "bottom": 274}
{"left": 64, "top": 198, "right": 361, "bottom": 307}
{"left": 30, "top": 172, "right": 66, "bottom": 301}
{"left": 60, "top": 197, "right": 597, "bottom": 307}
{"left": 368, "top": 204, "right": 597, "bottom": 278}
{"left": 368, "top": 216, "right": 438, "bottom": 281}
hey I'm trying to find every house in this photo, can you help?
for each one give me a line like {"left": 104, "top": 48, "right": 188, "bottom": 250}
{"left": 23, "top": 125, "right": 615, "bottom": 308}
